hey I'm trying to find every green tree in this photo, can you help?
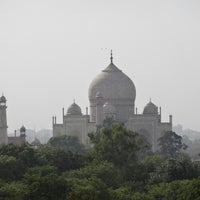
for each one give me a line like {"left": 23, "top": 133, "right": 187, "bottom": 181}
{"left": 26, "top": 165, "right": 57, "bottom": 177}
{"left": 145, "top": 178, "right": 200, "bottom": 200}
{"left": 0, "top": 155, "right": 25, "bottom": 181}
{"left": 66, "top": 177, "right": 109, "bottom": 200}
{"left": 178, "top": 178, "right": 200, "bottom": 200}
{"left": 63, "top": 161, "right": 122, "bottom": 188}
{"left": 23, "top": 174, "right": 68, "bottom": 200}
{"left": 132, "top": 154, "right": 164, "bottom": 186}
{"left": 0, "top": 143, "right": 40, "bottom": 167}
{"left": 158, "top": 131, "right": 187, "bottom": 157}
{"left": 18, "top": 145, "right": 39, "bottom": 167}
{"left": 48, "top": 135, "right": 85, "bottom": 154}
{"left": 108, "top": 186, "right": 134, "bottom": 200}
{"left": 150, "top": 153, "right": 199, "bottom": 183}
{"left": 89, "top": 123, "right": 146, "bottom": 167}
{"left": 37, "top": 146, "right": 85, "bottom": 173}
{"left": 0, "top": 182, "right": 29, "bottom": 200}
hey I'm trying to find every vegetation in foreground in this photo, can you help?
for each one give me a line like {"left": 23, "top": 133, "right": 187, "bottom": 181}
{"left": 0, "top": 123, "right": 199, "bottom": 200}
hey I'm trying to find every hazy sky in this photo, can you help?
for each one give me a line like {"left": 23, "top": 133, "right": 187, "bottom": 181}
{"left": 0, "top": 0, "right": 200, "bottom": 132}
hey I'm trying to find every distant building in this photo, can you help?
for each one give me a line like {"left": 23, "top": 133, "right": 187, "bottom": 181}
{"left": 53, "top": 53, "right": 172, "bottom": 151}
{"left": 0, "top": 94, "right": 26, "bottom": 145}
{"left": 8, "top": 126, "right": 26, "bottom": 146}
{"left": 30, "top": 137, "right": 41, "bottom": 149}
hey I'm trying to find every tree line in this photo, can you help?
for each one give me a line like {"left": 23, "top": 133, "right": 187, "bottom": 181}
{"left": 0, "top": 123, "right": 199, "bottom": 200}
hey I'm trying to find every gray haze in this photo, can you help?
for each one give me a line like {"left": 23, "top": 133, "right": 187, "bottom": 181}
{"left": 0, "top": 0, "right": 200, "bottom": 132}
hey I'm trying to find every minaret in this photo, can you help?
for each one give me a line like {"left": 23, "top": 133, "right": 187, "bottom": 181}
{"left": 0, "top": 94, "right": 8, "bottom": 144}
{"left": 20, "top": 125, "right": 26, "bottom": 136}
{"left": 19, "top": 125, "right": 26, "bottom": 143}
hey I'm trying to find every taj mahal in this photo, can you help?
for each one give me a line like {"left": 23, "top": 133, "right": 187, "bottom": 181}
{"left": 53, "top": 52, "right": 172, "bottom": 152}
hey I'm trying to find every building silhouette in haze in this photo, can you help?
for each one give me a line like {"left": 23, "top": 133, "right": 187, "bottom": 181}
{"left": 53, "top": 52, "right": 172, "bottom": 152}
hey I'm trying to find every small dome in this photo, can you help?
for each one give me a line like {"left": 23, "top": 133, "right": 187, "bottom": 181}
{"left": 31, "top": 138, "right": 41, "bottom": 146}
{"left": 67, "top": 102, "right": 82, "bottom": 115}
{"left": 103, "top": 102, "right": 116, "bottom": 114}
{"left": 0, "top": 95, "right": 6, "bottom": 103}
{"left": 143, "top": 101, "right": 158, "bottom": 115}
{"left": 20, "top": 125, "right": 26, "bottom": 133}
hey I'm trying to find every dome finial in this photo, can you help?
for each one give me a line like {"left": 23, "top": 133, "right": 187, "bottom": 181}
{"left": 110, "top": 50, "right": 113, "bottom": 63}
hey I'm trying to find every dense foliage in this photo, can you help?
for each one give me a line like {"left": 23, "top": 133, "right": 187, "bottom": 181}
{"left": 0, "top": 124, "right": 199, "bottom": 200}
{"left": 158, "top": 131, "right": 188, "bottom": 157}
{"left": 47, "top": 135, "right": 85, "bottom": 154}
{"left": 88, "top": 123, "right": 146, "bottom": 166}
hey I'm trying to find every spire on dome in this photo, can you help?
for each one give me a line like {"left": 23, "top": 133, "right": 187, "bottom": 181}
{"left": 110, "top": 50, "right": 113, "bottom": 63}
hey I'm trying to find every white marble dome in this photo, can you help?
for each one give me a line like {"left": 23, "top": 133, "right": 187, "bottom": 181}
{"left": 89, "top": 63, "right": 136, "bottom": 102}
{"left": 88, "top": 61, "right": 136, "bottom": 122}
{"left": 143, "top": 101, "right": 158, "bottom": 115}
{"left": 67, "top": 102, "right": 82, "bottom": 115}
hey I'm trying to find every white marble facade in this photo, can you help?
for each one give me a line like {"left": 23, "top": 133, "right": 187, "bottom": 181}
{"left": 53, "top": 54, "right": 172, "bottom": 151}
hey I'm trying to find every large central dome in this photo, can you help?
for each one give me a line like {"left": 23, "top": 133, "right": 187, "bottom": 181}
{"left": 88, "top": 57, "right": 136, "bottom": 122}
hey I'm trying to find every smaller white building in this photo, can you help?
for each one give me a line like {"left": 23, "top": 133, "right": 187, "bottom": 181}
{"left": 53, "top": 101, "right": 96, "bottom": 148}
{"left": 127, "top": 100, "right": 172, "bottom": 152}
